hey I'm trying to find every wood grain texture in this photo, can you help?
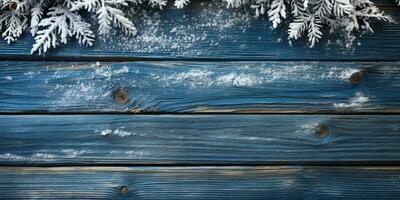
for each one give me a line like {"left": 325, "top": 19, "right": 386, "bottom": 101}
{"left": 0, "top": 115, "right": 399, "bottom": 165}
{"left": 0, "top": 1, "right": 399, "bottom": 61}
{"left": 1, "top": 61, "right": 400, "bottom": 113}
{"left": 1, "top": 166, "right": 400, "bottom": 199}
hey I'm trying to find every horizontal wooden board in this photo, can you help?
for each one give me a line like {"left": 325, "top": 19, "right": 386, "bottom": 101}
{"left": 1, "top": 61, "right": 400, "bottom": 113}
{"left": 0, "top": 1, "right": 399, "bottom": 60}
{"left": 0, "top": 115, "right": 399, "bottom": 165}
{"left": 1, "top": 166, "right": 400, "bottom": 199}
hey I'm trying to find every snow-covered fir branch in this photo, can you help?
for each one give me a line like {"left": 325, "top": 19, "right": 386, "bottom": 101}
{"left": 0, "top": 0, "right": 397, "bottom": 54}
{"left": 31, "top": 5, "right": 94, "bottom": 54}
{"left": 70, "top": 0, "right": 137, "bottom": 36}
{"left": 175, "top": 0, "right": 190, "bottom": 8}
{"left": 231, "top": 0, "right": 393, "bottom": 47}
{"left": 0, "top": 1, "right": 29, "bottom": 44}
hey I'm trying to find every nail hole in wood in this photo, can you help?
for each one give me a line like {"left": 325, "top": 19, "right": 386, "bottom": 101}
{"left": 113, "top": 88, "right": 129, "bottom": 105}
{"left": 120, "top": 186, "right": 129, "bottom": 194}
{"left": 314, "top": 125, "right": 328, "bottom": 138}
{"left": 349, "top": 71, "right": 363, "bottom": 85}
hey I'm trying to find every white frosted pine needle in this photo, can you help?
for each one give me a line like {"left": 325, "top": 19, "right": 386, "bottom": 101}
{"left": 175, "top": 0, "right": 190, "bottom": 8}
{"left": 31, "top": 6, "right": 94, "bottom": 54}
{"left": 71, "top": 0, "right": 137, "bottom": 36}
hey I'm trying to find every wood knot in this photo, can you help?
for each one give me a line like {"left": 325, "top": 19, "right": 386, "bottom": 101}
{"left": 314, "top": 125, "right": 328, "bottom": 138}
{"left": 349, "top": 71, "right": 362, "bottom": 85}
{"left": 8, "top": 2, "right": 17, "bottom": 10}
{"left": 113, "top": 88, "right": 129, "bottom": 105}
{"left": 120, "top": 186, "right": 129, "bottom": 194}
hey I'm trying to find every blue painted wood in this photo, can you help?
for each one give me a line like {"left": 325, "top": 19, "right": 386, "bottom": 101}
{"left": 1, "top": 1, "right": 399, "bottom": 198}
{"left": 0, "top": 2, "right": 399, "bottom": 60}
{"left": 1, "top": 166, "right": 400, "bottom": 199}
{"left": 1, "top": 61, "right": 399, "bottom": 113}
{"left": 0, "top": 115, "right": 399, "bottom": 165}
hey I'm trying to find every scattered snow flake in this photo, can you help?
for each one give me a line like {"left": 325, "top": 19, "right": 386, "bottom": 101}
{"left": 334, "top": 92, "right": 370, "bottom": 109}
{"left": 95, "top": 128, "right": 135, "bottom": 137}
{"left": 3, "top": 76, "right": 12, "bottom": 80}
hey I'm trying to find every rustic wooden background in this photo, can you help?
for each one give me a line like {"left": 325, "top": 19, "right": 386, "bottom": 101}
{"left": 0, "top": 0, "right": 400, "bottom": 199}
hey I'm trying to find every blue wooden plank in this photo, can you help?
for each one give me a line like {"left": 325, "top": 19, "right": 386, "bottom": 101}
{"left": 1, "top": 61, "right": 399, "bottom": 113}
{"left": 0, "top": 166, "right": 400, "bottom": 199}
{"left": 0, "top": 115, "right": 399, "bottom": 165}
{"left": 0, "top": 2, "right": 399, "bottom": 60}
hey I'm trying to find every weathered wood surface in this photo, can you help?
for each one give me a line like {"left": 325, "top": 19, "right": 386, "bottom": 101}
{"left": 1, "top": 1, "right": 399, "bottom": 198}
{"left": 1, "top": 61, "right": 400, "bottom": 113}
{"left": 0, "top": 1, "right": 399, "bottom": 61}
{"left": 1, "top": 166, "right": 400, "bottom": 199}
{"left": 0, "top": 115, "right": 399, "bottom": 165}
